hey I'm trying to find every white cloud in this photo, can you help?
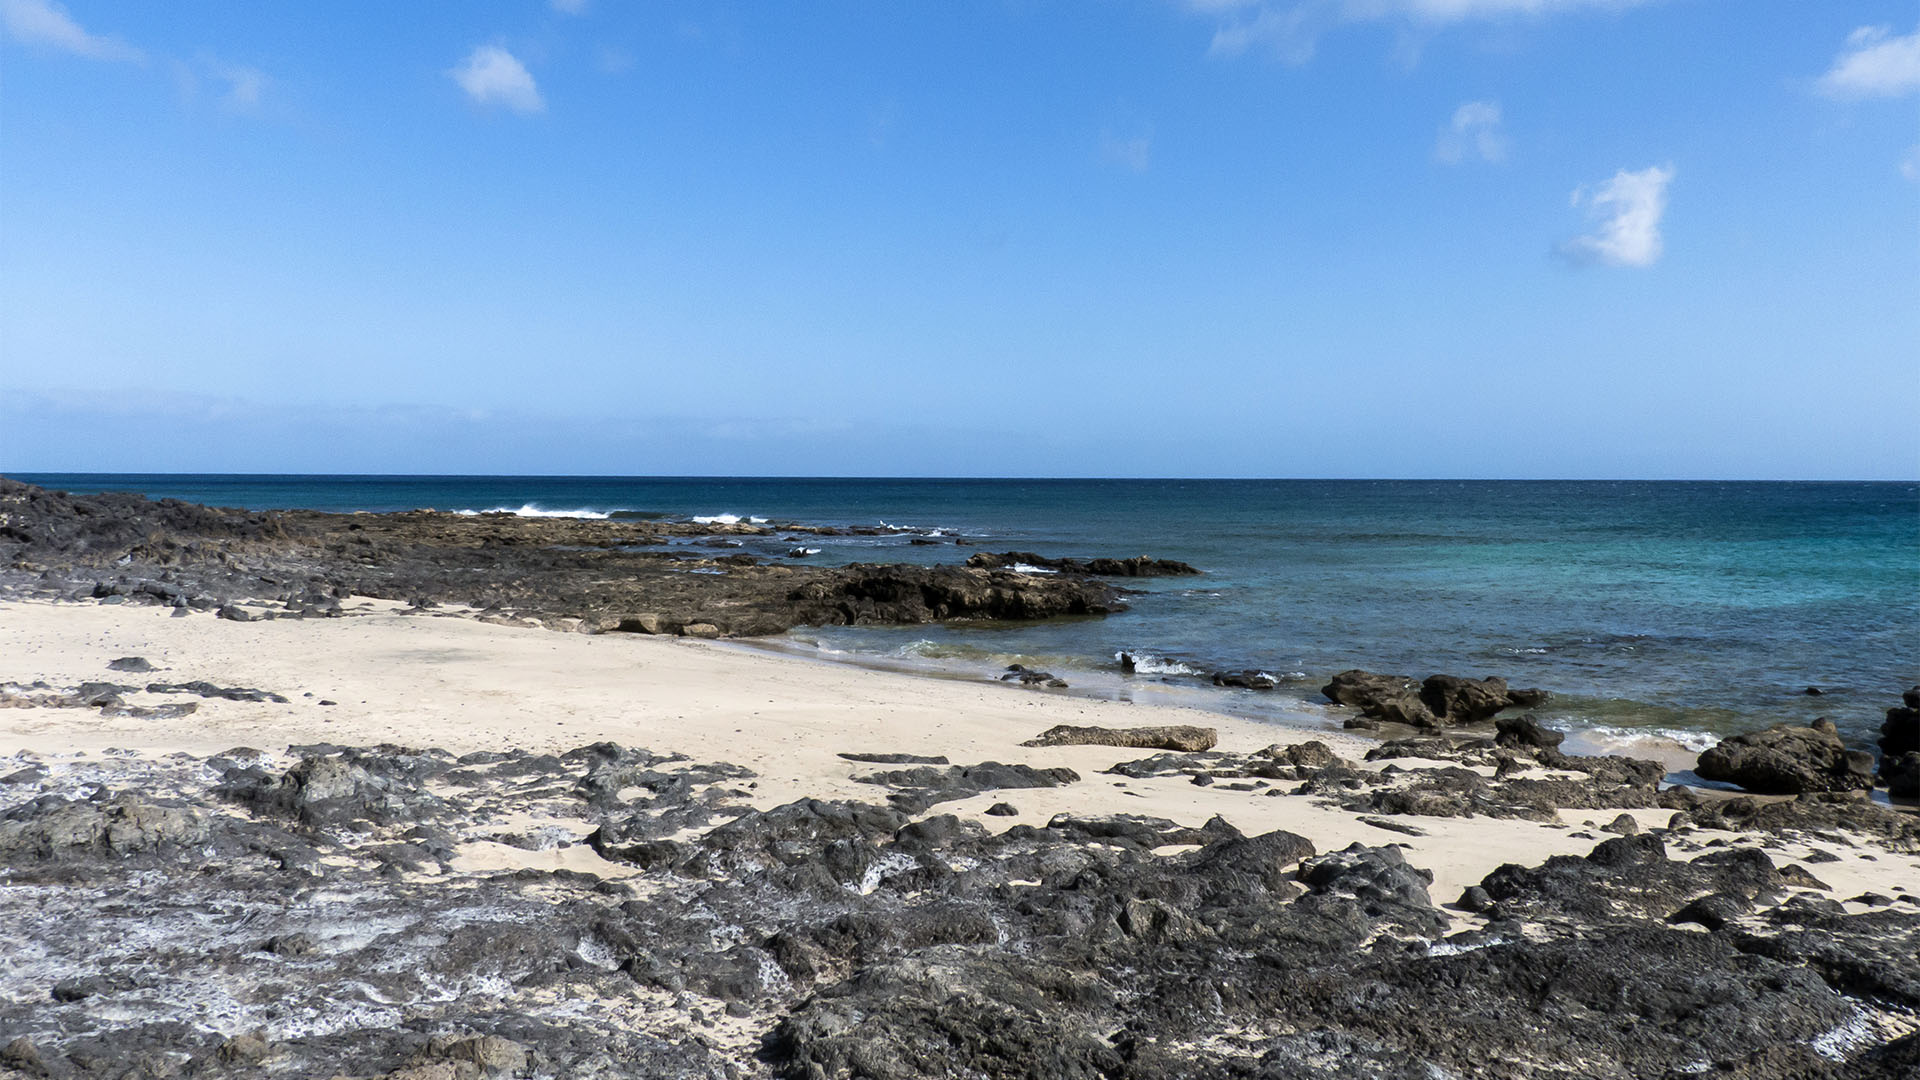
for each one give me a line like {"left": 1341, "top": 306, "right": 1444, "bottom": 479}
{"left": 1199, "top": 0, "right": 1651, "bottom": 61}
{"left": 450, "top": 45, "right": 544, "bottom": 114}
{"left": 1101, "top": 131, "right": 1153, "bottom": 172}
{"left": 1560, "top": 164, "right": 1672, "bottom": 268}
{"left": 1435, "top": 100, "right": 1507, "bottom": 164}
{"left": 1901, "top": 145, "right": 1920, "bottom": 183}
{"left": 0, "top": 0, "right": 141, "bottom": 61}
{"left": 1817, "top": 24, "right": 1920, "bottom": 99}
{"left": 171, "top": 56, "right": 269, "bottom": 113}
{"left": 550, "top": 0, "right": 589, "bottom": 14}
{"left": 218, "top": 64, "right": 266, "bottom": 111}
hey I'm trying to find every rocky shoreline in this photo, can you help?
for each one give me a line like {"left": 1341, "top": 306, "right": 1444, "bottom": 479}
{"left": 2, "top": 477, "right": 1918, "bottom": 1077}
{"left": 1, "top": 714, "right": 1916, "bottom": 1078}
{"left": 0, "top": 479, "right": 1198, "bottom": 637}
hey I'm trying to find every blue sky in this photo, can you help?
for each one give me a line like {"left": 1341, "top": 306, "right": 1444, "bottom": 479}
{"left": 2, "top": 0, "right": 1915, "bottom": 478}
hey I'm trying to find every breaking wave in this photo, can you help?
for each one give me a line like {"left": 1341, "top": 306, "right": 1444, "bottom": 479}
{"left": 453, "top": 504, "right": 615, "bottom": 520}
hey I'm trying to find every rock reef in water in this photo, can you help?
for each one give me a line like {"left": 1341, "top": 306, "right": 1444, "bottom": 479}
{"left": 0, "top": 478, "right": 1134, "bottom": 637}
{"left": 1322, "top": 669, "right": 1550, "bottom": 729}
{"left": 964, "top": 551, "right": 1201, "bottom": 577}
{"left": 0, "top": 739, "right": 1916, "bottom": 1078}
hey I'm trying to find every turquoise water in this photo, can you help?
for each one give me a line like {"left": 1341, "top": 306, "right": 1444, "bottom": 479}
{"left": 18, "top": 474, "right": 1918, "bottom": 750}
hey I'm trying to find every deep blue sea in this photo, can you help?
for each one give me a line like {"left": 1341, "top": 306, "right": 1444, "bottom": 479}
{"left": 18, "top": 474, "right": 1919, "bottom": 754}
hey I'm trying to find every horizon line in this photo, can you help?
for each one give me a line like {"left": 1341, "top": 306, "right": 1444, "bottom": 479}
{"left": 7, "top": 471, "right": 1917, "bottom": 485}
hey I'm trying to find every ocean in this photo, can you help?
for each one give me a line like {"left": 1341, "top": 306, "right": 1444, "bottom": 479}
{"left": 17, "top": 474, "right": 1918, "bottom": 756}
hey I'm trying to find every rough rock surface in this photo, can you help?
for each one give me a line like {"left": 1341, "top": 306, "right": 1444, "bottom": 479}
{"left": 1696, "top": 719, "right": 1877, "bottom": 795}
{"left": 1881, "top": 688, "right": 1919, "bottom": 794}
{"left": 0, "top": 478, "right": 1133, "bottom": 638}
{"left": 963, "top": 552, "right": 1200, "bottom": 577}
{"left": 1322, "top": 670, "right": 1548, "bottom": 730}
{"left": 1, "top": 741, "right": 1916, "bottom": 1079}
{"left": 1021, "top": 725, "right": 1218, "bottom": 753}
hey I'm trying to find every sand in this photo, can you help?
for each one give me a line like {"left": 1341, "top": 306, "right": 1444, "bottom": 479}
{"left": 3, "top": 596, "right": 1912, "bottom": 908}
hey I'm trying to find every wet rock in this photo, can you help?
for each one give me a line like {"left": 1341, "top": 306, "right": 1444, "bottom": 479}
{"left": 1495, "top": 713, "right": 1564, "bottom": 750}
{"left": 1420, "top": 674, "right": 1538, "bottom": 724}
{"left": 1881, "top": 688, "right": 1919, "bottom": 791}
{"left": 1882, "top": 751, "right": 1920, "bottom": 799}
{"left": 1211, "top": 670, "right": 1279, "bottom": 690}
{"left": 1323, "top": 670, "right": 1432, "bottom": 726}
{"left": 1021, "top": 724, "right": 1217, "bottom": 752}
{"left": 964, "top": 551, "right": 1200, "bottom": 576}
{"left": 1324, "top": 670, "right": 1547, "bottom": 729}
{"left": 1000, "top": 664, "right": 1069, "bottom": 688}
{"left": 1695, "top": 719, "right": 1876, "bottom": 794}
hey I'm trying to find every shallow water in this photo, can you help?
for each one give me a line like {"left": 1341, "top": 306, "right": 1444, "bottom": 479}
{"left": 21, "top": 474, "right": 1918, "bottom": 750}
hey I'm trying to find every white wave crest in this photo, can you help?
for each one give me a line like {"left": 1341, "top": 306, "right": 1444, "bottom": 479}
{"left": 453, "top": 504, "right": 612, "bottom": 519}
{"left": 692, "top": 513, "right": 769, "bottom": 525}
{"left": 1009, "top": 563, "right": 1058, "bottom": 575}
{"left": 1118, "top": 652, "right": 1200, "bottom": 676}
{"left": 1576, "top": 724, "right": 1719, "bottom": 753}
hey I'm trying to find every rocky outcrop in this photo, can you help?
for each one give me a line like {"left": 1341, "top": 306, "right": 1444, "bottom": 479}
{"left": 1322, "top": 670, "right": 1549, "bottom": 729}
{"left": 1695, "top": 719, "right": 1876, "bottom": 795}
{"left": 1021, "top": 724, "right": 1218, "bottom": 752}
{"left": 1882, "top": 688, "right": 1919, "bottom": 793}
{"left": 4, "top": 741, "right": 1919, "bottom": 1078}
{"left": 964, "top": 551, "right": 1200, "bottom": 576}
{"left": 0, "top": 478, "right": 1133, "bottom": 638}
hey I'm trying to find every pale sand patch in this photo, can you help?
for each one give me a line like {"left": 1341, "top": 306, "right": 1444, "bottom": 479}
{"left": 3, "top": 598, "right": 1914, "bottom": 909}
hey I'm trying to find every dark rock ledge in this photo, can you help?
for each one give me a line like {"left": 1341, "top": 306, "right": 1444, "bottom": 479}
{"left": 0, "top": 478, "right": 1158, "bottom": 638}
{"left": 0, "top": 738, "right": 1915, "bottom": 1078}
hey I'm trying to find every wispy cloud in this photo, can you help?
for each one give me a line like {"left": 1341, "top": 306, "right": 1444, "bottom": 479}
{"left": 1194, "top": 0, "right": 1652, "bottom": 62}
{"left": 1816, "top": 24, "right": 1920, "bottom": 99}
{"left": 1560, "top": 164, "right": 1672, "bottom": 268}
{"left": 450, "top": 45, "right": 544, "bottom": 115}
{"left": 1901, "top": 145, "right": 1920, "bottom": 183}
{"left": 1435, "top": 100, "right": 1507, "bottom": 164}
{"left": 1100, "top": 130, "right": 1153, "bottom": 172}
{"left": 0, "top": 0, "right": 141, "bottom": 62}
{"left": 550, "top": 0, "right": 589, "bottom": 15}
{"left": 174, "top": 55, "right": 267, "bottom": 113}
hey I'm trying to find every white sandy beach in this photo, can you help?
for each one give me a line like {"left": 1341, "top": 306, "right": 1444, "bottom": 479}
{"left": 2, "top": 597, "right": 1911, "bottom": 909}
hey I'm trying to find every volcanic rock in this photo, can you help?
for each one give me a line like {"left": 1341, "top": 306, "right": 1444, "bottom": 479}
{"left": 1021, "top": 724, "right": 1218, "bottom": 753}
{"left": 1695, "top": 719, "right": 1876, "bottom": 795}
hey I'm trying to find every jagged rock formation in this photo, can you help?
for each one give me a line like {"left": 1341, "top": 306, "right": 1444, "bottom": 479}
{"left": 0, "top": 740, "right": 1915, "bottom": 1078}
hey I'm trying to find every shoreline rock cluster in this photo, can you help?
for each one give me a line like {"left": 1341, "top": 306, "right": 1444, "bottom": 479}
{"left": 1, "top": 725, "right": 1916, "bottom": 1078}
{"left": 0, "top": 478, "right": 1160, "bottom": 638}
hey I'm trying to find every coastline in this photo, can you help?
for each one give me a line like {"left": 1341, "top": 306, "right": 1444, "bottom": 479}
{"left": 0, "top": 595, "right": 1904, "bottom": 912}
{"left": 5, "top": 478, "right": 1919, "bottom": 1075}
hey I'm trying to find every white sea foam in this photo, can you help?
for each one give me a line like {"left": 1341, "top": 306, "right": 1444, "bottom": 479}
{"left": 453, "top": 504, "right": 613, "bottom": 519}
{"left": 1577, "top": 724, "right": 1720, "bottom": 753}
{"left": 691, "top": 513, "right": 769, "bottom": 525}
{"left": 1118, "top": 652, "right": 1201, "bottom": 677}
{"left": 1009, "top": 563, "right": 1058, "bottom": 575}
